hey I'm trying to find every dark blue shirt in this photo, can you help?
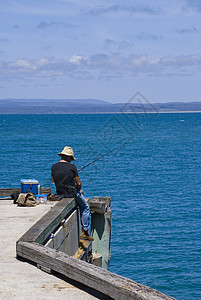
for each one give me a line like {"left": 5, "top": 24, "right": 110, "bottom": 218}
{"left": 51, "top": 162, "right": 78, "bottom": 196}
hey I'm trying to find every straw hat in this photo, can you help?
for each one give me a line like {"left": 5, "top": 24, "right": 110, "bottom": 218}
{"left": 58, "top": 146, "right": 76, "bottom": 160}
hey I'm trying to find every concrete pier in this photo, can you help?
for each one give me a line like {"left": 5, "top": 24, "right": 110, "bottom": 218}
{"left": 0, "top": 200, "right": 104, "bottom": 300}
{"left": 0, "top": 192, "right": 176, "bottom": 300}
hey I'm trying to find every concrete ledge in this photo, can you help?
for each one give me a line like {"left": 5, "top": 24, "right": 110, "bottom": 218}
{"left": 18, "top": 198, "right": 76, "bottom": 244}
{"left": 17, "top": 241, "right": 176, "bottom": 300}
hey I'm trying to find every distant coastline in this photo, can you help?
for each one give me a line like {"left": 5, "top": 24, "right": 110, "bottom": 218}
{"left": 1, "top": 111, "right": 201, "bottom": 115}
{"left": 1, "top": 98, "right": 201, "bottom": 114}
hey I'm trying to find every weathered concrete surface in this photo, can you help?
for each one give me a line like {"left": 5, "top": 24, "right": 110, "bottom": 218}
{"left": 0, "top": 200, "right": 101, "bottom": 300}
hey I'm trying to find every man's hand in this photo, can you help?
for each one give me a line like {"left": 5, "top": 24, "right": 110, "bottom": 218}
{"left": 74, "top": 176, "right": 82, "bottom": 191}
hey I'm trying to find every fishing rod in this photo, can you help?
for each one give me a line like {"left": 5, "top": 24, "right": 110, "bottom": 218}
{"left": 78, "top": 142, "right": 127, "bottom": 172}
{"left": 53, "top": 142, "right": 129, "bottom": 193}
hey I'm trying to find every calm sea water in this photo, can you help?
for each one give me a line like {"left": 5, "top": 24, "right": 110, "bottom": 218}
{"left": 1, "top": 113, "right": 201, "bottom": 300}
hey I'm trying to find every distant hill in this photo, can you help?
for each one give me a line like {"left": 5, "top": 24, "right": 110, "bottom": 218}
{"left": 0, "top": 98, "right": 201, "bottom": 114}
{"left": 0, "top": 98, "right": 110, "bottom": 114}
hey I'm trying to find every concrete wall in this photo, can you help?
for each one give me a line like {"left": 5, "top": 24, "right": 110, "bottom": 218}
{"left": 46, "top": 209, "right": 80, "bottom": 256}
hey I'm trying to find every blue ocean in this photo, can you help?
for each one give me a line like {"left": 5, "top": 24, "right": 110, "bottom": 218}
{"left": 1, "top": 112, "right": 201, "bottom": 300}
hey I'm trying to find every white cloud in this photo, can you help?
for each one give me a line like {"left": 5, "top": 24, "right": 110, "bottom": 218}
{"left": 0, "top": 53, "right": 201, "bottom": 81}
{"left": 69, "top": 55, "right": 83, "bottom": 64}
{"left": 36, "top": 57, "right": 49, "bottom": 66}
{"left": 9, "top": 59, "right": 32, "bottom": 69}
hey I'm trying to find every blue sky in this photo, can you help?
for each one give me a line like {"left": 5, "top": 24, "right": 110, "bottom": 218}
{"left": 0, "top": 0, "right": 201, "bottom": 103}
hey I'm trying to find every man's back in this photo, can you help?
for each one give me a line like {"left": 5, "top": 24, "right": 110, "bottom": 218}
{"left": 51, "top": 162, "right": 78, "bottom": 195}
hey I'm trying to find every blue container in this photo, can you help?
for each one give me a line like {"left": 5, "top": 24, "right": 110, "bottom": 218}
{"left": 21, "top": 179, "right": 39, "bottom": 195}
{"left": 36, "top": 194, "right": 47, "bottom": 204}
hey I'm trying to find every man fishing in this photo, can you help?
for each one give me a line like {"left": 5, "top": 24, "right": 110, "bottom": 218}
{"left": 51, "top": 146, "right": 94, "bottom": 241}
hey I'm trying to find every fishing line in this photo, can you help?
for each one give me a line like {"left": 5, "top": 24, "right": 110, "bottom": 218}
{"left": 52, "top": 142, "right": 129, "bottom": 190}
